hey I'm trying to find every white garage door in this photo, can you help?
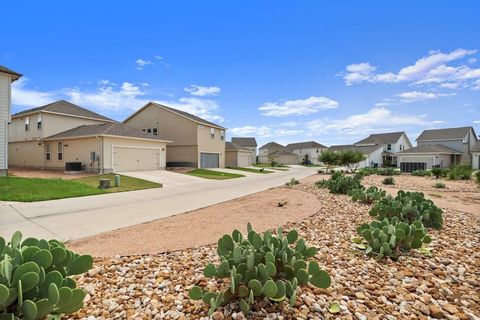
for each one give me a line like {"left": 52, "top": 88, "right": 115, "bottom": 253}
{"left": 113, "top": 146, "right": 160, "bottom": 171}
{"left": 238, "top": 153, "right": 251, "bottom": 167}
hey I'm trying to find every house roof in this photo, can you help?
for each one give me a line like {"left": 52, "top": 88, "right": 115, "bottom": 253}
{"left": 0, "top": 65, "right": 22, "bottom": 80}
{"left": 124, "top": 102, "right": 226, "bottom": 130}
{"left": 472, "top": 140, "right": 480, "bottom": 153}
{"left": 12, "top": 100, "right": 114, "bottom": 122}
{"left": 286, "top": 141, "right": 327, "bottom": 150}
{"left": 225, "top": 142, "right": 250, "bottom": 152}
{"left": 329, "top": 144, "right": 382, "bottom": 155}
{"left": 416, "top": 126, "right": 473, "bottom": 141}
{"left": 231, "top": 137, "right": 257, "bottom": 147}
{"left": 259, "top": 142, "right": 284, "bottom": 150}
{"left": 355, "top": 132, "right": 405, "bottom": 145}
{"left": 269, "top": 149, "right": 297, "bottom": 156}
{"left": 396, "top": 144, "right": 461, "bottom": 155}
{"left": 43, "top": 122, "right": 170, "bottom": 142}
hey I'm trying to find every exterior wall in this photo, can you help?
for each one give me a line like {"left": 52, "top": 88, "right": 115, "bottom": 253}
{"left": 472, "top": 152, "right": 480, "bottom": 170}
{"left": 0, "top": 74, "right": 12, "bottom": 174}
{"left": 271, "top": 154, "right": 299, "bottom": 165}
{"left": 197, "top": 125, "right": 225, "bottom": 168}
{"left": 398, "top": 154, "right": 452, "bottom": 169}
{"left": 8, "top": 141, "right": 45, "bottom": 168}
{"left": 166, "top": 145, "right": 198, "bottom": 167}
{"left": 389, "top": 134, "right": 412, "bottom": 153}
{"left": 258, "top": 146, "right": 284, "bottom": 163}
{"left": 225, "top": 150, "right": 252, "bottom": 167}
{"left": 44, "top": 138, "right": 102, "bottom": 171}
{"left": 417, "top": 132, "right": 476, "bottom": 165}
{"left": 242, "top": 146, "right": 256, "bottom": 163}
{"left": 102, "top": 136, "right": 167, "bottom": 172}
{"left": 290, "top": 147, "right": 325, "bottom": 164}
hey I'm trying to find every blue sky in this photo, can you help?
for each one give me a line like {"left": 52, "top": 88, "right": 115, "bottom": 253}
{"left": 2, "top": 1, "right": 479, "bottom": 146}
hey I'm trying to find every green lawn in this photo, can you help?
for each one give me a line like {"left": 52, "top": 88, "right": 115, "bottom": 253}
{"left": 186, "top": 169, "right": 245, "bottom": 180}
{"left": 0, "top": 174, "right": 161, "bottom": 202}
{"left": 253, "top": 163, "right": 290, "bottom": 171}
{"left": 227, "top": 167, "right": 273, "bottom": 174}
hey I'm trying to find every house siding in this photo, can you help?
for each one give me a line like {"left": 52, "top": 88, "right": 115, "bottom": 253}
{"left": 0, "top": 74, "right": 11, "bottom": 174}
{"left": 472, "top": 152, "right": 480, "bottom": 170}
{"left": 289, "top": 147, "right": 325, "bottom": 164}
{"left": 197, "top": 125, "right": 225, "bottom": 168}
{"left": 8, "top": 141, "right": 45, "bottom": 168}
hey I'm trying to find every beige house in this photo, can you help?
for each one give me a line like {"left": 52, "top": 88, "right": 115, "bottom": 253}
{"left": 9, "top": 100, "right": 169, "bottom": 172}
{"left": 231, "top": 137, "right": 257, "bottom": 162}
{"left": 258, "top": 142, "right": 286, "bottom": 163}
{"left": 0, "top": 65, "right": 22, "bottom": 176}
{"left": 286, "top": 141, "right": 327, "bottom": 165}
{"left": 225, "top": 142, "right": 253, "bottom": 167}
{"left": 258, "top": 142, "right": 299, "bottom": 165}
{"left": 124, "top": 102, "right": 226, "bottom": 168}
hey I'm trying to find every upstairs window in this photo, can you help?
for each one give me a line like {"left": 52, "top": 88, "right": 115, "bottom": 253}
{"left": 387, "top": 144, "right": 392, "bottom": 151}
{"left": 25, "top": 117, "right": 30, "bottom": 131}
{"left": 220, "top": 130, "right": 224, "bottom": 140}
{"left": 37, "top": 114, "right": 42, "bottom": 130}
{"left": 45, "top": 143, "right": 51, "bottom": 161}
{"left": 152, "top": 128, "right": 158, "bottom": 136}
{"left": 210, "top": 128, "right": 215, "bottom": 139}
{"left": 57, "top": 142, "right": 63, "bottom": 161}
{"left": 147, "top": 128, "right": 152, "bottom": 134}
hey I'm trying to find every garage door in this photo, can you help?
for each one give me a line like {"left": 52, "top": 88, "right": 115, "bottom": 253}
{"left": 238, "top": 154, "right": 251, "bottom": 167}
{"left": 400, "top": 162, "right": 426, "bottom": 172}
{"left": 200, "top": 153, "right": 219, "bottom": 168}
{"left": 113, "top": 147, "right": 160, "bottom": 171}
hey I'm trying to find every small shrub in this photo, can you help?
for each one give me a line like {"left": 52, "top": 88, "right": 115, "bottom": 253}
{"left": 259, "top": 168, "right": 264, "bottom": 172}
{"left": 189, "top": 223, "right": 331, "bottom": 315}
{"left": 377, "top": 168, "right": 401, "bottom": 176}
{"left": 357, "top": 217, "right": 432, "bottom": 259}
{"left": 277, "top": 201, "right": 288, "bottom": 207}
{"left": 317, "top": 169, "right": 325, "bottom": 174}
{"left": 0, "top": 231, "right": 93, "bottom": 319}
{"left": 369, "top": 190, "right": 443, "bottom": 229}
{"left": 475, "top": 171, "right": 480, "bottom": 185}
{"left": 433, "top": 182, "right": 446, "bottom": 189}
{"left": 357, "top": 168, "right": 378, "bottom": 176}
{"left": 430, "top": 167, "right": 447, "bottom": 179}
{"left": 348, "top": 186, "right": 386, "bottom": 204}
{"left": 330, "top": 171, "right": 343, "bottom": 180}
{"left": 353, "top": 172, "right": 364, "bottom": 180}
{"left": 285, "top": 178, "right": 299, "bottom": 186}
{"left": 411, "top": 170, "right": 431, "bottom": 177}
{"left": 382, "top": 177, "right": 395, "bottom": 185}
{"left": 448, "top": 166, "right": 473, "bottom": 180}
{"left": 316, "top": 175, "right": 362, "bottom": 194}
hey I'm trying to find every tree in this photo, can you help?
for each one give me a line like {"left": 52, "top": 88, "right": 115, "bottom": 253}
{"left": 318, "top": 150, "right": 339, "bottom": 170}
{"left": 338, "top": 150, "right": 366, "bottom": 173}
{"left": 302, "top": 153, "right": 311, "bottom": 165}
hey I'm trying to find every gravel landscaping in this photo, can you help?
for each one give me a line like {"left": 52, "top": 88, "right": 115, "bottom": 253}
{"left": 70, "top": 175, "right": 479, "bottom": 319}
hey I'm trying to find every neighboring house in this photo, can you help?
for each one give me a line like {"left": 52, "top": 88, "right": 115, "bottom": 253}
{"left": 267, "top": 150, "right": 299, "bottom": 165}
{"left": 396, "top": 126, "right": 478, "bottom": 171}
{"left": 258, "top": 142, "right": 286, "bottom": 164}
{"left": 225, "top": 142, "right": 253, "bottom": 167}
{"left": 285, "top": 141, "right": 327, "bottom": 164}
{"left": 472, "top": 140, "right": 480, "bottom": 170}
{"left": 329, "top": 144, "right": 384, "bottom": 169}
{"left": 354, "top": 132, "right": 412, "bottom": 167}
{"left": 231, "top": 137, "right": 257, "bottom": 163}
{"left": 124, "top": 102, "right": 226, "bottom": 168}
{"left": 9, "top": 100, "right": 169, "bottom": 172}
{"left": 0, "top": 65, "right": 22, "bottom": 176}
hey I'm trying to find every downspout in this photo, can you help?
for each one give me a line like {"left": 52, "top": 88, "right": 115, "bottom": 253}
{"left": 95, "top": 135, "right": 103, "bottom": 174}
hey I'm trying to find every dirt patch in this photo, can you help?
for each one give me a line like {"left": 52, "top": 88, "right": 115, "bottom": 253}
{"left": 68, "top": 187, "right": 321, "bottom": 257}
{"left": 8, "top": 166, "right": 95, "bottom": 180}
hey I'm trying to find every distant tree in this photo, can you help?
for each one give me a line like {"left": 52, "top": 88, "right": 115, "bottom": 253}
{"left": 338, "top": 150, "right": 366, "bottom": 173}
{"left": 318, "top": 150, "right": 339, "bottom": 170}
{"left": 302, "top": 153, "right": 311, "bottom": 165}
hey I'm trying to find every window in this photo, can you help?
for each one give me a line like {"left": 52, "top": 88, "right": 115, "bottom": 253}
{"left": 210, "top": 128, "right": 215, "bottom": 139}
{"left": 316, "top": 149, "right": 319, "bottom": 153}
{"left": 57, "top": 142, "right": 63, "bottom": 161}
{"left": 25, "top": 117, "right": 30, "bottom": 131}
{"left": 153, "top": 128, "right": 158, "bottom": 136}
{"left": 220, "top": 130, "right": 224, "bottom": 140}
{"left": 147, "top": 128, "right": 152, "bottom": 134}
{"left": 387, "top": 144, "right": 392, "bottom": 151}
{"left": 142, "top": 128, "right": 146, "bottom": 132}
{"left": 45, "top": 143, "right": 51, "bottom": 161}
{"left": 37, "top": 114, "right": 42, "bottom": 130}
{"left": 399, "top": 144, "right": 403, "bottom": 151}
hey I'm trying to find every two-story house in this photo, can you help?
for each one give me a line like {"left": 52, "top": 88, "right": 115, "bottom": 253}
{"left": 258, "top": 142, "right": 299, "bottom": 165}
{"left": 9, "top": 100, "right": 169, "bottom": 172}
{"left": 124, "top": 102, "right": 226, "bottom": 168}
{"left": 396, "top": 126, "right": 478, "bottom": 171}
{"left": 231, "top": 137, "right": 257, "bottom": 162}
{"left": 285, "top": 141, "right": 327, "bottom": 165}
{"left": 0, "top": 65, "right": 22, "bottom": 176}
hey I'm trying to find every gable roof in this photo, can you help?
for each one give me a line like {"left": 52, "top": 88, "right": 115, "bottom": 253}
{"left": 12, "top": 100, "right": 114, "bottom": 122}
{"left": 355, "top": 132, "right": 405, "bottom": 145}
{"left": 330, "top": 144, "right": 382, "bottom": 155}
{"left": 259, "top": 142, "right": 285, "bottom": 150}
{"left": 232, "top": 137, "right": 257, "bottom": 147}
{"left": 286, "top": 141, "right": 327, "bottom": 150}
{"left": 43, "top": 122, "right": 170, "bottom": 142}
{"left": 416, "top": 126, "right": 473, "bottom": 141}
{"left": 124, "top": 102, "right": 226, "bottom": 130}
{"left": 226, "top": 142, "right": 250, "bottom": 152}
{"left": 472, "top": 140, "right": 480, "bottom": 152}
{"left": 396, "top": 144, "right": 461, "bottom": 155}
{"left": 0, "top": 65, "right": 22, "bottom": 80}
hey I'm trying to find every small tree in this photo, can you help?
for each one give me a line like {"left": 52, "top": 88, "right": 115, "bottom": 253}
{"left": 302, "top": 153, "right": 311, "bottom": 165}
{"left": 338, "top": 150, "right": 365, "bottom": 173}
{"left": 318, "top": 149, "right": 339, "bottom": 170}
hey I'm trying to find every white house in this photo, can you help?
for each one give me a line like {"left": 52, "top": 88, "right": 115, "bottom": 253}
{"left": 329, "top": 144, "right": 384, "bottom": 169}
{"left": 0, "top": 66, "right": 22, "bottom": 176}
{"left": 285, "top": 141, "right": 327, "bottom": 164}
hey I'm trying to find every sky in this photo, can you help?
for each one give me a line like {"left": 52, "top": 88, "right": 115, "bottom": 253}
{"left": 1, "top": 1, "right": 479, "bottom": 147}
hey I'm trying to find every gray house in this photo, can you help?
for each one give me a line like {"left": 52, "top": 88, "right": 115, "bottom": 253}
{"left": 396, "top": 126, "right": 478, "bottom": 171}
{"left": 231, "top": 137, "right": 257, "bottom": 162}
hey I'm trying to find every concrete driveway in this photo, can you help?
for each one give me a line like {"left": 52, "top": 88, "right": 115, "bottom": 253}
{"left": 0, "top": 166, "right": 318, "bottom": 241}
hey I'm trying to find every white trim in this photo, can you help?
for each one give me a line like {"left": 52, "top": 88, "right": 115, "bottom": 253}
{"left": 111, "top": 144, "right": 163, "bottom": 171}
{"left": 43, "top": 134, "right": 171, "bottom": 143}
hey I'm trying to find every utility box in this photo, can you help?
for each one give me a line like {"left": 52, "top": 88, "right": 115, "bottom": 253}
{"left": 114, "top": 175, "right": 121, "bottom": 187}
{"left": 98, "top": 179, "right": 110, "bottom": 189}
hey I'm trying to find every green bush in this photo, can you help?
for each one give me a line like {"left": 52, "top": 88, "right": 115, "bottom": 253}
{"left": 369, "top": 190, "right": 443, "bottom": 229}
{"left": 357, "top": 217, "right": 432, "bottom": 259}
{"left": 377, "top": 168, "right": 401, "bottom": 176}
{"left": 433, "top": 182, "right": 446, "bottom": 189}
{"left": 382, "top": 177, "right": 395, "bottom": 185}
{"left": 448, "top": 166, "right": 473, "bottom": 180}
{"left": 316, "top": 175, "right": 362, "bottom": 194}
{"left": 475, "top": 171, "right": 480, "bottom": 185}
{"left": 188, "top": 224, "right": 331, "bottom": 315}
{"left": 285, "top": 178, "right": 299, "bottom": 186}
{"left": 411, "top": 170, "right": 431, "bottom": 177}
{"left": 357, "top": 168, "right": 378, "bottom": 176}
{"left": 430, "top": 167, "right": 448, "bottom": 178}
{"left": 348, "top": 186, "right": 386, "bottom": 204}
{"left": 0, "top": 231, "right": 93, "bottom": 319}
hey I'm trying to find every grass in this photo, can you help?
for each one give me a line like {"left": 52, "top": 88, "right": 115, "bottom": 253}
{"left": 227, "top": 167, "right": 273, "bottom": 174}
{"left": 0, "top": 174, "right": 161, "bottom": 202}
{"left": 253, "top": 163, "right": 290, "bottom": 171}
{"left": 186, "top": 169, "right": 245, "bottom": 180}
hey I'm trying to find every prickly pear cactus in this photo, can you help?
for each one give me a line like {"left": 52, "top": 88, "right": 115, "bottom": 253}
{"left": 315, "top": 175, "right": 362, "bottom": 195}
{"left": 369, "top": 190, "right": 443, "bottom": 229}
{"left": 357, "top": 217, "right": 432, "bottom": 259}
{"left": 189, "top": 223, "right": 331, "bottom": 315}
{"left": 0, "top": 231, "right": 93, "bottom": 320}
{"left": 348, "top": 186, "right": 386, "bottom": 204}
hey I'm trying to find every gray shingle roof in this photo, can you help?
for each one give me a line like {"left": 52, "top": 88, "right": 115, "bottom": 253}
{"left": 396, "top": 144, "right": 461, "bottom": 154}
{"left": 329, "top": 144, "right": 382, "bottom": 155}
{"left": 472, "top": 140, "right": 480, "bottom": 152}
{"left": 286, "top": 141, "right": 326, "bottom": 150}
{"left": 231, "top": 137, "right": 257, "bottom": 147}
{"left": 226, "top": 142, "right": 250, "bottom": 152}
{"left": 416, "top": 126, "right": 473, "bottom": 141}
{"left": 355, "top": 132, "right": 405, "bottom": 145}
{"left": 149, "top": 102, "right": 226, "bottom": 129}
{"left": 12, "top": 100, "right": 114, "bottom": 122}
{"left": 43, "top": 122, "right": 168, "bottom": 141}
{"left": 0, "top": 65, "right": 22, "bottom": 78}
{"left": 259, "top": 142, "right": 284, "bottom": 150}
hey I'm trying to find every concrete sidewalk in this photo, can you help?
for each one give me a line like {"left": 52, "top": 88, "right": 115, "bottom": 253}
{"left": 0, "top": 166, "right": 318, "bottom": 241}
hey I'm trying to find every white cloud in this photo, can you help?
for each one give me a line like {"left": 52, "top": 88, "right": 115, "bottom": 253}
{"left": 342, "top": 48, "right": 480, "bottom": 89}
{"left": 11, "top": 78, "right": 59, "bottom": 107}
{"left": 259, "top": 96, "right": 338, "bottom": 117}
{"left": 473, "top": 120, "right": 480, "bottom": 124}
{"left": 374, "top": 102, "right": 392, "bottom": 107}
{"left": 396, "top": 91, "right": 455, "bottom": 102}
{"left": 184, "top": 85, "right": 221, "bottom": 97}
{"left": 163, "top": 97, "right": 224, "bottom": 123}
{"left": 230, "top": 126, "right": 272, "bottom": 137}
{"left": 135, "top": 59, "right": 153, "bottom": 70}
